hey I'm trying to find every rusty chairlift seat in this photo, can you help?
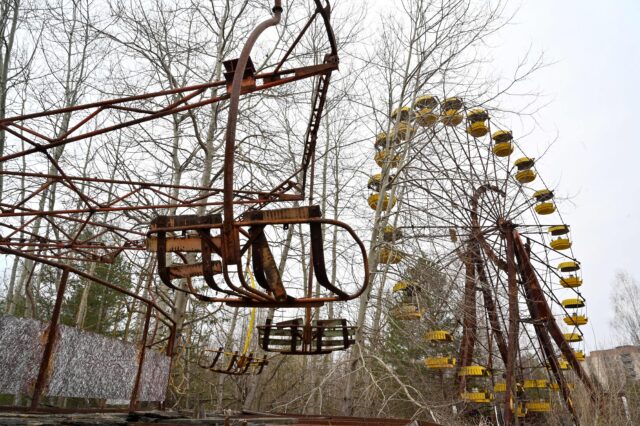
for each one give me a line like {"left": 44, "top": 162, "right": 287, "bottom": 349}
{"left": 144, "top": 1, "right": 369, "bottom": 309}
{"left": 198, "top": 347, "right": 268, "bottom": 375}
{"left": 257, "top": 318, "right": 356, "bottom": 355}
{"left": 147, "top": 205, "right": 368, "bottom": 307}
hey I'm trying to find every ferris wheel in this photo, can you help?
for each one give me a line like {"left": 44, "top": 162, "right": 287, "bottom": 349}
{"left": 367, "top": 93, "right": 596, "bottom": 424}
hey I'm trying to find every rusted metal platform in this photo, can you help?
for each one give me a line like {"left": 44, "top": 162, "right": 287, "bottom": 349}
{"left": 0, "top": 410, "right": 441, "bottom": 425}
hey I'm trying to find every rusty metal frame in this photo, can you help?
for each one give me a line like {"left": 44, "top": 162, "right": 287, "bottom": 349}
{"left": 0, "top": 0, "right": 368, "bottom": 414}
{"left": 1, "top": 0, "right": 368, "bottom": 304}
{"left": 0, "top": 0, "right": 340, "bottom": 262}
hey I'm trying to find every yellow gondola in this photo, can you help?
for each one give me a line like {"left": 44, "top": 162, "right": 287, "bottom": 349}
{"left": 564, "top": 314, "right": 588, "bottom": 326}
{"left": 425, "top": 330, "right": 453, "bottom": 342}
{"left": 535, "top": 202, "right": 556, "bottom": 215}
{"left": 558, "top": 261, "right": 580, "bottom": 272}
{"left": 549, "top": 223, "right": 571, "bottom": 249}
{"left": 562, "top": 297, "right": 585, "bottom": 309}
{"left": 523, "top": 379, "right": 549, "bottom": 389}
{"left": 367, "top": 193, "right": 397, "bottom": 210}
{"left": 379, "top": 246, "right": 403, "bottom": 264}
{"left": 494, "top": 382, "right": 507, "bottom": 393}
{"left": 533, "top": 188, "right": 556, "bottom": 215}
{"left": 526, "top": 400, "right": 551, "bottom": 412}
{"left": 466, "top": 108, "right": 489, "bottom": 138}
{"left": 458, "top": 365, "right": 490, "bottom": 377}
{"left": 390, "top": 302, "right": 423, "bottom": 320}
{"left": 440, "top": 97, "right": 464, "bottom": 126}
{"left": 515, "top": 169, "right": 536, "bottom": 184}
{"left": 461, "top": 390, "right": 493, "bottom": 403}
{"left": 560, "top": 276, "right": 583, "bottom": 288}
{"left": 392, "top": 122, "right": 416, "bottom": 140}
{"left": 413, "top": 95, "right": 439, "bottom": 127}
{"left": 391, "top": 106, "right": 412, "bottom": 123}
{"left": 491, "top": 130, "right": 514, "bottom": 157}
{"left": 413, "top": 95, "right": 439, "bottom": 110}
{"left": 424, "top": 356, "right": 456, "bottom": 369}
{"left": 550, "top": 238, "right": 572, "bottom": 250}
{"left": 563, "top": 332, "right": 583, "bottom": 343}
{"left": 514, "top": 157, "right": 536, "bottom": 183}
{"left": 374, "top": 149, "right": 401, "bottom": 168}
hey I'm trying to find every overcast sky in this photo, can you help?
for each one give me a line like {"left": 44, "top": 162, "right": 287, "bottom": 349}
{"left": 489, "top": 0, "right": 640, "bottom": 352}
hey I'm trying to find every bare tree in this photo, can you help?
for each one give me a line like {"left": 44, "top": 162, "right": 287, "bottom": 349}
{"left": 610, "top": 271, "right": 640, "bottom": 346}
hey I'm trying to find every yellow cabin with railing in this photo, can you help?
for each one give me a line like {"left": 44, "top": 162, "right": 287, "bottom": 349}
{"left": 491, "top": 129, "right": 514, "bottom": 157}
{"left": 425, "top": 356, "right": 456, "bottom": 369}
{"left": 390, "top": 302, "right": 423, "bottom": 320}
{"left": 458, "top": 365, "right": 490, "bottom": 377}
{"left": 563, "top": 332, "right": 583, "bottom": 343}
{"left": 367, "top": 193, "right": 397, "bottom": 210}
{"left": 413, "top": 95, "right": 439, "bottom": 127}
{"left": 549, "top": 224, "right": 572, "bottom": 250}
{"left": 440, "top": 97, "right": 464, "bottom": 126}
{"left": 514, "top": 157, "right": 536, "bottom": 183}
{"left": 425, "top": 330, "right": 453, "bottom": 342}
{"left": 562, "top": 297, "right": 585, "bottom": 309}
{"left": 461, "top": 390, "right": 493, "bottom": 403}
{"left": 466, "top": 108, "right": 489, "bottom": 138}
{"left": 526, "top": 400, "right": 551, "bottom": 412}
{"left": 560, "top": 276, "right": 582, "bottom": 288}
{"left": 374, "top": 149, "right": 401, "bottom": 168}
{"left": 533, "top": 189, "right": 556, "bottom": 215}
{"left": 523, "top": 379, "right": 549, "bottom": 389}
{"left": 392, "top": 122, "right": 416, "bottom": 141}
{"left": 564, "top": 314, "right": 588, "bottom": 326}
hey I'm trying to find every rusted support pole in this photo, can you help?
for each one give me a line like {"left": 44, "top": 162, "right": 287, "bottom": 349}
{"left": 130, "top": 304, "right": 152, "bottom": 411}
{"left": 456, "top": 249, "right": 477, "bottom": 394}
{"left": 473, "top": 244, "right": 509, "bottom": 365}
{"left": 503, "top": 228, "right": 518, "bottom": 425}
{"left": 31, "top": 268, "right": 69, "bottom": 409}
{"left": 514, "top": 232, "right": 596, "bottom": 394}
{"left": 512, "top": 232, "right": 583, "bottom": 424}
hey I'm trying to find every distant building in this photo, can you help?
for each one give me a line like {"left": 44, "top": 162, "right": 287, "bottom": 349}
{"left": 585, "top": 345, "right": 640, "bottom": 389}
